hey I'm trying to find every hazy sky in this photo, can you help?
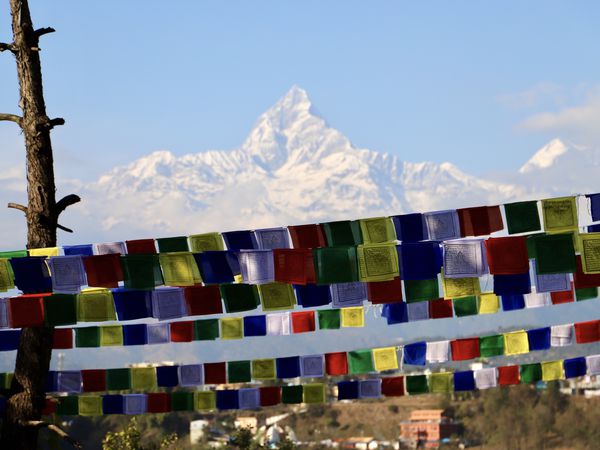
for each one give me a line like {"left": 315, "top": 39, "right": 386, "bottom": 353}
{"left": 1, "top": 1, "right": 599, "bottom": 181}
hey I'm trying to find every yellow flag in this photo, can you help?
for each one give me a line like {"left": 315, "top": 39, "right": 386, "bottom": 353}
{"left": 195, "top": 391, "right": 216, "bottom": 411}
{"left": 580, "top": 233, "right": 600, "bottom": 274}
{"left": 252, "top": 359, "right": 276, "bottom": 380}
{"left": 159, "top": 252, "right": 201, "bottom": 286}
{"left": 258, "top": 283, "right": 296, "bottom": 311}
{"left": 77, "top": 288, "right": 116, "bottom": 322}
{"left": 372, "top": 347, "right": 399, "bottom": 372}
{"left": 341, "top": 307, "right": 365, "bottom": 328}
{"left": 504, "top": 330, "right": 529, "bottom": 355}
{"left": 541, "top": 360, "right": 564, "bottom": 381}
{"left": 429, "top": 372, "right": 453, "bottom": 393}
{"left": 189, "top": 232, "right": 225, "bottom": 253}
{"left": 359, "top": 217, "right": 396, "bottom": 243}
{"left": 29, "top": 247, "right": 59, "bottom": 257}
{"left": 442, "top": 274, "right": 480, "bottom": 299}
{"left": 0, "top": 259, "right": 15, "bottom": 292}
{"left": 131, "top": 367, "right": 157, "bottom": 391}
{"left": 542, "top": 196, "right": 578, "bottom": 233}
{"left": 303, "top": 383, "right": 326, "bottom": 404}
{"left": 478, "top": 293, "right": 499, "bottom": 314}
{"left": 100, "top": 325, "right": 124, "bottom": 346}
{"left": 221, "top": 318, "right": 243, "bottom": 340}
{"left": 78, "top": 395, "right": 103, "bottom": 416}
{"left": 357, "top": 243, "right": 399, "bottom": 282}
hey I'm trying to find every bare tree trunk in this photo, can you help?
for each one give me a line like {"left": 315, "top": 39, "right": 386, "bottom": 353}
{"left": 1, "top": 0, "right": 78, "bottom": 448}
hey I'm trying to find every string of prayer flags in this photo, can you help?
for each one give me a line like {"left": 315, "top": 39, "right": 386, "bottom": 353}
{"left": 253, "top": 228, "right": 290, "bottom": 250}
{"left": 258, "top": 283, "right": 296, "bottom": 311}
{"left": 159, "top": 252, "right": 201, "bottom": 286}
{"left": 322, "top": 220, "right": 363, "bottom": 246}
{"left": 47, "top": 256, "right": 87, "bottom": 294}
{"left": 542, "top": 196, "right": 578, "bottom": 233}
{"left": 82, "top": 254, "right": 124, "bottom": 288}
{"left": 330, "top": 282, "right": 367, "bottom": 307}
{"left": 359, "top": 217, "right": 396, "bottom": 244}
{"left": 10, "top": 256, "right": 52, "bottom": 293}
{"left": 273, "top": 249, "right": 316, "bottom": 284}
{"left": 125, "top": 239, "right": 157, "bottom": 254}
{"left": 313, "top": 246, "right": 359, "bottom": 283}
{"left": 424, "top": 210, "right": 461, "bottom": 241}
{"left": 398, "top": 242, "right": 442, "bottom": 280}
{"left": 238, "top": 250, "right": 275, "bottom": 284}
{"left": 392, "top": 213, "right": 428, "bottom": 242}
{"left": 287, "top": 224, "right": 327, "bottom": 249}
{"left": 457, "top": 205, "right": 503, "bottom": 237}
{"left": 193, "top": 250, "right": 241, "bottom": 286}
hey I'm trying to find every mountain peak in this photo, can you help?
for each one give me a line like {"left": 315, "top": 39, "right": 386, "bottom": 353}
{"left": 519, "top": 138, "right": 568, "bottom": 174}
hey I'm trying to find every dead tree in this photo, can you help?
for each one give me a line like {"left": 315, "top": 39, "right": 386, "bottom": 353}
{"left": 1, "top": 0, "right": 80, "bottom": 448}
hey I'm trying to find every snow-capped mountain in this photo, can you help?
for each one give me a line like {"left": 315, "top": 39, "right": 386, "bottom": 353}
{"left": 82, "top": 86, "right": 528, "bottom": 240}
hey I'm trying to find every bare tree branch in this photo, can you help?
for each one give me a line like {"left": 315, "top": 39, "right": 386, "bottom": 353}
{"left": 36, "top": 117, "right": 65, "bottom": 131}
{"left": 34, "top": 27, "right": 55, "bottom": 38}
{"left": 55, "top": 194, "right": 80, "bottom": 218}
{"left": 0, "top": 42, "right": 15, "bottom": 53}
{"left": 18, "top": 420, "right": 82, "bottom": 449}
{"left": 8, "top": 202, "right": 28, "bottom": 213}
{"left": 0, "top": 113, "right": 22, "bottom": 125}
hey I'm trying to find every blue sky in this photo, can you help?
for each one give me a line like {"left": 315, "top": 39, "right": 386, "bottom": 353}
{"left": 1, "top": 1, "right": 599, "bottom": 180}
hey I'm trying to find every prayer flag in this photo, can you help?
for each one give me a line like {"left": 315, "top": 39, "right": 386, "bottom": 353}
{"left": 530, "top": 233, "right": 576, "bottom": 274}
{"left": 148, "top": 393, "right": 171, "bottom": 413}
{"left": 29, "top": 247, "right": 59, "bottom": 257}
{"left": 52, "top": 328, "right": 73, "bottom": 349}
{"left": 288, "top": 224, "right": 327, "bottom": 248}
{"left": 341, "top": 307, "right": 364, "bottom": 328}
{"left": 125, "top": 239, "right": 157, "bottom": 254}
{"left": 303, "top": 383, "right": 326, "bottom": 403}
{"left": 550, "top": 288, "right": 574, "bottom": 304}
{"left": 159, "top": 252, "right": 201, "bottom": 286}
{"left": 146, "top": 323, "right": 171, "bottom": 344}
{"left": 276, "top": 356, "right": 301, "bottom": 379}
{"left": 294, "top": 284, "right": 331, "bottom": 308}
{"left": 179, "top": 364, "right": 203, "bottom": 386}
{"left": 228, "top": 360, "right": 252, "bottom": 383}
{"left": 220, "top": 317, "right": 243, "bottom": 339}
{"left": 405, "top": 375, "right": 428, "bottom": 395}
{"left": 273, "top": 249, "right": 316, "bottom": 285}
{"left": 485, "top": 237, "right": 529, "bottom": 275}
{"left": 534, "top": 263, "right": 571, "bottom": 293}
{"left": 504, "top": 330, "right": 529, "bottom": 355}
{"left": 100, "top": 325, "right": 123, "bottom": 346}
{"left": 564, "top": 357, "right": 587, "bottom": 379}
{"left": 124, "top": 394, "right": 148, "bottom": 414}
{"left": 580, "top": 233, "right": 600, "bottom": 274}
{"left": 258, "top": 282, "right": 297, "bottom": 311}
{"left": 171, "top": 392, "right": 194, "bottom": 411}
{"left": 156, "top": 236, "right": 189, "bottom": 253}
{"left": 587, "top": 193, "right": 600, "bottom": 221}
{"left": 426, "top": 341, "right": 450, "bottom": 363}
{"left": 260, "top": 386, "right": 282, "bottom": 407}
{"left": 451, "top": 338, "right": 480, "bottom": 361}
{"left": 367, "top": 277, "right": 403, "bottom": 304}
{"left": 372, "top": 347, "right": 398, "bottom": 372}
{"left": 252, "top": 359, "right": 276, "bottom": 380}
{"left": 254, "top": 227, "right": 290, "bottom": 250}
{"left": 443, "top": 240, "right": 487, "bottom": 278}
{"left": 170, "top": 321, "right": 194, "bottom": 342}
{"left": 194, "top": 319, "right": 219, "bottom": 341}
{"left": 501, "top": 294, "right": 525, "bottom": 311}
{"left": 359, "top": 217, "right": 396, "bottom": 244}
{"left": 331, "top": 282, "right": 367, "bottom": 307}
{"left": 457, "top": 205, "right": 503, "bottom": 237}
{"left": 151, "top": 287, "right": 188, "bottom": 320}
{"left": 220, "top": 284, "right": 260, "bottom": 313}
{"left": 77, "top": 288, "right": 116, "bottom": 322}
{"left": 48, "top": 256, "right": 86, "bottom": 293}
{"left": 57, "top": 371, "right": 82, "bottom": 393}
{"left": 156, "top": 366, "right": 179, "bottom": 387}
{"left": 189, "top": 233, "right": 225, "bottom": 253}
{"left": 313, "top": 246, "right": 359, "bottom": 283}
{"left": 479, "top": 335, "right": 504, "bottom": 357}
{"left": 527, "top": 327, "right": 551, "bottom": 350}
{"left": 442, "top": 275, "right": 480, "bottom": 299}
{"left": 520, "top": 363, "right": 542, "bottom": 384}
{"left": 63, "top": 245, "right": 93, "bottom": 256}
{"left": 184, "top": 285, "right": 223, "bottom": 316}
{"left": 454, "top": 371, "right": 476, "bottom": 391}
{"left": 291, "top": 310, "right": 316, "bottom": 333}
{"left": 474, "top": 368, "right": 497, "bottom": 390}
{"left": 359, "top": 379, "right": 382, "bottom": 398}
{"left": 382, "top": 302, "right": 408, "bottom": 324}
{"left": 424, "top": 210, "right": 461, "bottom": 241}
{"left": 238, "top": 250, "right": 275, "bottom": 284}
{"left": 403, "top": 342, "right": 426, "bottom": 366}
{"left": 587, "top": 355, "right": 600, "bottom": 375}
{"left": 348, "top": 349, "right": 374, "bottom": 374}
{"left": 478, "top": 293, "right": 499, "bottom": 314}
{"left": 494, "top": 273, "right": 531, "bottom": 295}
{"left": 10, "top": 256, "right": 52, "bottom": 293}
{"left": 75, "top": 327, "right": 100, "bottom": 348}
{"left": 131, "top": 367, "right": 157, "bottom": 391}
{"left": 322, "top": 220, "right": 363, "bottom": 246}
{"left": 551, "top": 324, "right": 574, "bottom": 347}
{"left": 318, "top": 309, "right": 341, "bottom": 329}
{"left": 300, "top": 355, "right": 325, "bottom": 378}
{"left": 266, "top": 312, "right": 291, "bottom": 335}
{"left": 243, "top": 315, "right": 267, "bottom": 337}
{"left": 120, "top": 254, "right": 163, "bottom": 289}
{"left": 524, "top": 292, "right": 550, "bottom": 308}
{"left": 325, "top": 352, "right": 348, "bottom": 376}
{"left": 429, "top": 372, "right": 453, "bottom": 393}
{"left": 203, "top": 362, "right": 227, "bottom": 385}
{"left": 123, "top": 324, "right": 147, "bottom": 346}
{"left": 453, "top": 296, "right": 478, "bottom": 317}
{"left": 542, "top": 361, "right": 564, "bottom": 382}
{"left": 381, "top": 376, "right": 404, "bottom": 396}
{"left": 428, "top": 298, "right": 454, "bottom": 319}
{"left": 357, "top": 243, "right": 400, "bottom": 282}
{"left": 337, "top": 381, "right": 359, "bottom": 400}
{"left": 0, "top": 259, "right": 14, "bottom": 292}
{"left": 9, "top": 294, "right": 45, "bottom": 327}
{"left": 407, "top": 301, "right": 429, "bottom": 321}
{"left": 82, "top": 369, "right": 106, "bottom": 392}
{"left": 94, "top": 242, "right": 126, "bottom": 255}
{"left": 391, "top": 213, "right": 428, "bottom": 242}
{"left": 56, "top": 396, "right": 78, "bottom": 416}
{"left": 542, "top": 196, "right": 578, "bottom": 233}
{"left": 113, "top": 289, "right": 153, "bottom": 320}
{"left": 102, "top": 394, "right": 125, "bottom": 414}
{"left": 405, "top": 278, "right": 439, "bottom": 302}
{"left": 238, "top": 388, "right": 260, "bottom": 409}
{"left": 82, "top": 254, "right": 123, "bottom": 288}
{"left": 576, "top": 287, "right": 598, "bottom": 301}
{"left": 574, "top": 255, "right": 600, "bottom": 288}
{"left": 575, "top": 320, "right": 600, "bottom": 343}
{"left": 498, "top": 365, "right": 520, "bottom": 385}
{"left": 398, "top": 242, "right": 443, "bottom": 281}
{"left": 504, "top": 201, "right": 542, "bottom": 235}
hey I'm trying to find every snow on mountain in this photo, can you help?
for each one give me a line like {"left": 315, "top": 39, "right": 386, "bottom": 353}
{"left": 80, "top": 86, "right": 528, "bottom": 240}
{"left": 519, "top": 138, "right": 568, "bottom": 173}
